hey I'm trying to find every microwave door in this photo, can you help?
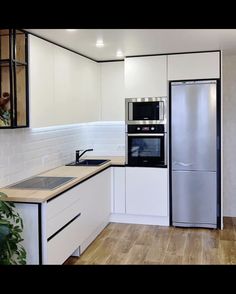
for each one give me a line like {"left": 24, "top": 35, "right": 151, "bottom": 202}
{"left": 132, "top": 102, "right": 160, "bottom": 121}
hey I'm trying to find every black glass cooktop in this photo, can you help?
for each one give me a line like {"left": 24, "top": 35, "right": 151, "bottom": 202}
{"left": 8, "top": 176, "right": 76, "bottom": 190}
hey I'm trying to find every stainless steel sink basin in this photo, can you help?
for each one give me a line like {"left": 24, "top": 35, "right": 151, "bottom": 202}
{"left": 66, "top": 159, "right": 110, "bottom": 166}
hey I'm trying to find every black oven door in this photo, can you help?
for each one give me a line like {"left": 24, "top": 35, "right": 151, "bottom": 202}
{"left": 127, "top": 134, "right": 165, "bottom": 167}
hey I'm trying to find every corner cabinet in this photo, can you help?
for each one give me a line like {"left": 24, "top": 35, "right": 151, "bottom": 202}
{"left": 0, "top": 29, "right": 29, "bottom": 128}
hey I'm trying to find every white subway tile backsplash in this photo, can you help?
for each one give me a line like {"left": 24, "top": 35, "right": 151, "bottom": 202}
{"left": 0, "top": 122, "right": 125, "bottom": 188}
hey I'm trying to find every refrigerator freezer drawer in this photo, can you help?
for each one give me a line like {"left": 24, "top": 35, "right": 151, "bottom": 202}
{"left": 172, "top": 170, "right": 217, "bottom": 228}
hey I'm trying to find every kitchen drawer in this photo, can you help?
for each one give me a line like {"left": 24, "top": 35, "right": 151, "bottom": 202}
{"left": 47, "top": 184, "right": 82, "bottom": 220}
{"left": 46, "top": 197, "right": 82, "bottom": 238}
{"left": 47, "top": 212, "right": 83, "bottom": 264}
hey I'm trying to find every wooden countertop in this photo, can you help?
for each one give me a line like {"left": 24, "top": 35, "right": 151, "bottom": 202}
{"left": 0, "top": 156, "right": 125, "bottom": 204}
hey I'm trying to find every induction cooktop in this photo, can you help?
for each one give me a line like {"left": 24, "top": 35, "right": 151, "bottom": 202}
{"left": 8, "top": 176, "right": 76, "bottom": 190}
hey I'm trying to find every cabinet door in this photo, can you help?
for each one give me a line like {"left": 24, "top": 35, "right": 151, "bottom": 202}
{"left": 29, "top": 35, "right": 55, "bottom": 128}
{"left": 101, "top": 62, "right": 125, "bottom": 121}
{"left": 53, "top": 46, "right": 72, "bottom": 126}
{"left": 125, "top": 56, "right": 167, "bottom": 98}
{"left": 168, "top": 52, "right": 220, "bottom": 80}
{"left": 79, "top": 168, "right": 111, "bottom": 253}
{"left": 29, "top": 35, "right": 100, "bottom": 127}
{"left": 126, "top": 167, "right": 168, "bottom": 216}
{"left": 113, "top": 167, "right": 126, "bottom": 213}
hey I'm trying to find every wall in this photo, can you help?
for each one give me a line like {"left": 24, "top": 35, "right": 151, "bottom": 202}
{"left": 82, "top": 122, "right": 125, "bottom": 156}
{"left": 222, "top": 54, "right": 236, "bottom": 216}
{"left": 0, "top": 122, "right": 125, "bottom": 188}
{"left": 0, "top": 125, "right": 84, "bottom": 187}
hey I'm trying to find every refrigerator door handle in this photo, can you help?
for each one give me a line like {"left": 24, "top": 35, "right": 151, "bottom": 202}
{"left": 173, "top": 161, "right": 193, "bottom": 167}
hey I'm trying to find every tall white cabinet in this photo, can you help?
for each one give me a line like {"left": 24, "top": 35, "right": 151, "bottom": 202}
{"left": 100, "top": 62, "right": 124, "bottom": 121}
{"left": 124, "top": 55, "right": 167, "bottom": 98}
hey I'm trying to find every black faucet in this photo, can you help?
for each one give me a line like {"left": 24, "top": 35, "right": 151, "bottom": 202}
{"left": 76, "top": 149, "right": 93, "bottom": 163}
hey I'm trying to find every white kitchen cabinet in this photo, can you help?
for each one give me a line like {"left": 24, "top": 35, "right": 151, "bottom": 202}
{"left": 29, "top": 35, "right": 100, "bottom": 128}
{"left": 101, "top": 62, "right": 125, "bottom": 121}
{"left": 125, "top": 167, "right": 168, "bottom": 217}
{"left": 113, "top": 167, "right": 126, "bottom": 214}
{"left": 29, "top": 35, "right": 55, "bottom": 128}
{"left": 44, "top": 168, "right": 111, "bottom": 264}
{"left": 78, "top": 168, "right": 111, "bottom": 253}
{"left": 168, "top": 52, "right": 220, "bottom": 80}
{"left": 125, "top": 56, "right": 167, "bottom": 98}
{"left": 14, "top": 203, "right": 40, "bottom": 265}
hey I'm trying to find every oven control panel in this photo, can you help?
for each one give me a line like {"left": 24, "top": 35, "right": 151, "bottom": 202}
{"left": 127, "top": 124, "right": 165, "bottom": 133}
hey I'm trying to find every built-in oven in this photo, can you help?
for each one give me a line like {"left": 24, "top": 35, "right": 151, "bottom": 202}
{"left": 126, "top": 124, "right": 167, "bottom": 167}
{"left": 125, "top": 97, "right": 167, "bottom": 127}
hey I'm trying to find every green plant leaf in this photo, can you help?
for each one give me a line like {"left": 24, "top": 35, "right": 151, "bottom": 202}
{"left": 0, "top": 199, "right": 26, "bottom": 265}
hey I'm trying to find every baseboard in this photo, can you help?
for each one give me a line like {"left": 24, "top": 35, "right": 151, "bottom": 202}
{"left": 110, "top": 213, "right": 169, "bottom": 226}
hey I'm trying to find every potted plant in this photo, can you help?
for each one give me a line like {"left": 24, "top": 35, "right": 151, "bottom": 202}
{"left": 0, "top": 192, "right": 26, "bottom": 265}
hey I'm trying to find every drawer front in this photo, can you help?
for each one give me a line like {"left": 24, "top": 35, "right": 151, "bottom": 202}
{"left": 47, "top": 184, "right": 82, "bottom": 221}
{"left": 47, "top": 213, "right": 83, "bottom": 264}
{"left": 47, "top": 198, "right": 82, "bottom": 238}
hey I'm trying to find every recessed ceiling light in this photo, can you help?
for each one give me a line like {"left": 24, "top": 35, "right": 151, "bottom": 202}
{"left": 96, "top": 39, "right": 104, "bottom": 48}
{"left": 66, "top": 29, "right": 77, "bottom": 32}
{"left": 116, "top": 50, "right": 124, "bottom": 58}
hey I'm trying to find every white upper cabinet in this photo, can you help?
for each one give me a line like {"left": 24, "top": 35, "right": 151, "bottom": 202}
{"left": 29, "top": 35, "right": 100, "bottom": 128}
{"left": 29, "top": 36, "right": 55, "bottom": 128}
{"left": 168, "top": 52, "right": 220, "bottom": 80}
{"left": 125, "top": 56, "right": 167, "bottom": 98}
{"left": 100, "top": 62, "right": 124, "bottom": 121}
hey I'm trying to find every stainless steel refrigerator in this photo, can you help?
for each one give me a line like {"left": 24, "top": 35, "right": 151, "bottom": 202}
{"left": 170, "top": 80, "right": 220, "bottom": 229}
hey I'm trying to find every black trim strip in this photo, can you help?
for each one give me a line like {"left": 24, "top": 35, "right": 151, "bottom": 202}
{"left": 98, "top": 59, "right": 124, "bottom": 63}
{"left": 126, "top": 50, "right": 221, "bottom": 59}
{"left": 20, "top": 30, "right": 221, "bottom": 63}
{"left": 25, "top": 32, "right": 30, "bottom": 127}
{"left": 169, "top": 82, "right": 173, "bottom": 226}
{"left": 38, "top": 203, "right": 42, "bottom": 265}
{"left": 216, "top": 78, "right": 221, "bottom": 229}
{"left": 23, "top": 30, "right": 97, "bottom": 63}
{"left": 125, "top": 164, "right": 167, "bottom": 168}
{"left": 47, "top": 212, "right": 81, "bottom": 242}
{"left": 11, "top": 201, "right": 43, "bottom": 204}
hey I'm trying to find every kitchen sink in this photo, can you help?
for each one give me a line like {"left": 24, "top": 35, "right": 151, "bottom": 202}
{"left": 66, "top": 159, "right": 110, "bottom": 166}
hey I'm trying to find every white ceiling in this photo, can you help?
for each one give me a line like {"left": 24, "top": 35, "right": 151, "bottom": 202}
{"left": 26, "top": 29, "right": 236, "bottom": 61}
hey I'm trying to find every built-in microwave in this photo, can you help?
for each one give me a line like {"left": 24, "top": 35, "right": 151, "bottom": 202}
{"left": 125, "top": 97, "right": 167, "bottom": 125}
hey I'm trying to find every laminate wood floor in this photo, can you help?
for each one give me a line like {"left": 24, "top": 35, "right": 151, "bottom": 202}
{"left": 64, "top": 217, "right": 236, "bottom": 265}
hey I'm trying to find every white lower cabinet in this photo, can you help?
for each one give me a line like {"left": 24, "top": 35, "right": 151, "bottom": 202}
{"left": 113, "top": 167, "right": 126, "bottom": 213}
{"left": 44, "top": 168, "right": 111, "bottom": 264}
{"left": 125, "top": 167, "right": 168, "bottom": 217}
